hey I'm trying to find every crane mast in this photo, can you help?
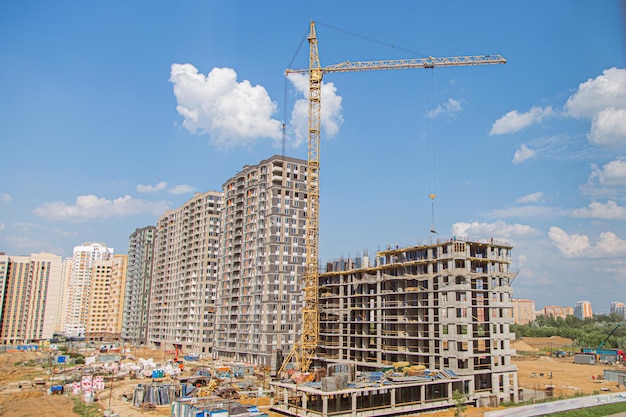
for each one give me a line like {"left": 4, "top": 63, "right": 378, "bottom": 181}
{"left": 280, "top": 21, "right": 506, "bottom": 375}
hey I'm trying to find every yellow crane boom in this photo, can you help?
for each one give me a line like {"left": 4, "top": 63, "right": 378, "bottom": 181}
{"left": 280, "top": 21, "right": 505, "bottom": 375}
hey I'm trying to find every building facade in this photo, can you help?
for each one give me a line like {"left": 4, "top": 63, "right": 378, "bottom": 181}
{"left": 512, "top": 299, "right": 536, "bottom": 325}
{"left": 122, "top": 226, "right": 156, "bottom": 346}
{"left": 214, "top": 155, "right": 307, "bottom": 365}
{"left": 610, "top": 302, "right": 625, "bottom": 318}
{"left": 85, "top": 254, "right": 127, "bottom": 341}
{"left": 147, "top": 191, "right": 222, "bottom": 355}
{"left": 542, "top": 305, "right": 574, "bottom": 320}
{"left": 0, "top": 253, "right": 63, "bottom": 344}
{"left": 316, "top": 239, "right": 519, "bottom": 404}
{"left": 574, "top": 300, "right": 593, "bottom": 320}
{"left": 65, "top": 242, "right": 114, "bottom": 339}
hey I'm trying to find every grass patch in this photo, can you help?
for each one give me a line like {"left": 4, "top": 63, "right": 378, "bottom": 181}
{"left": 71, "top": 395, "right": 101, "bottom": 417}
{"left": 538, "top": 401, "right": 626, "bottom": 416}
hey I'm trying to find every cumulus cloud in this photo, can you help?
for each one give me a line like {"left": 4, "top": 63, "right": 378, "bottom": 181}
{"left": 168, "top": 184, "right": 196, "bottom": 195}
{"left": 170, "top": 64, "right": 282, "bottom": 148}
{"left": 426, "top": 98, "right": 463, "bottom": 119}
{"left": 286, "top": 73, "right": 344, "bottom": 148}
{"left": 490, "top": 106, "right": 554, "bottom": 135}
{"left": 516, "top": 192, "right": 543, "bottom": 204}
{"left": 549, "top": 226, "right": 626, "bottom": 258}
{"left": 512, "top": 144, "right": 536, "bottom": 164}
{"left": 34, "top": 195, "right": 170, "bottom": 221}
{"left": 485, "top": 205, "right": 565, "bottom": 219}
{"left": 582, "top": 158, "right": 626, "bottom": 198}
{"left": 564, "top": 67, "right": 626, "bottom": 146}
{"left": 571, "top": 200, "right": 626, "bottom": 220}
{"left": 452, "top": 220, "right": 540, "bottom": 241}
{"left": 0, "top": 193, "right": 11, "bottom": 202}
{"left": 137, "top": 181, "right": 168, "bottom": 193}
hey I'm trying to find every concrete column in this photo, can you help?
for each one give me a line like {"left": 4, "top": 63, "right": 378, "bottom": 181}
{"left": 322, "top": 395, "right": 328, "bottom": 416}
{"left": 302, "top": 392, "right": 307, "bottom": 414}
{"left": 352, "top": 393, "right": 358, "bottom": 417}
{"left": 421, "top": 385, "right": 425, "bottom": 405}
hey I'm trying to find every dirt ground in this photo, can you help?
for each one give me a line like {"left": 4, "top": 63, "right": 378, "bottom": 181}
{"left": 0, "top": 337, "right": 623, "bottom": 417}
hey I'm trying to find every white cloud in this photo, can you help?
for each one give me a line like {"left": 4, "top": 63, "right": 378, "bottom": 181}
{"left": 490, "top": 106, "right": 554, "bottom": 135}
{"left": 512, "top": 144, "right": 536, "bottom": 164}
{"left": 286, "top": 73, "right": 343, "bottom": 148}
{"left": 168, "top": 184, "right": 196, "bottom": 195}
{"left": 0, "top": 193, "right": 12, "bottom": 202}
{"left": 571, "top": 200, "right": 626, "bottom": 220}
{"left": 426, "top": 98, "right": 463, "bottom": 119}
{"left": 564, "top": 67, "right": 626, "bottom": 146}
{"left": 516, "top": 192, "right": 543, "bottom": 204}
{"left": 137, "top": 181, "right": 168, "bottom": 193}
{"left": 170, "top": 64, "right": 282, "bottom": 148}
{"left": 452, "top": 220, "right": 540, "bottom": 241}
{"left": 581, "top": 158, "right": 626, "bottom": 198}
{"left": 34, "top": 195, "right": 170, "bottom": 221}
{"left": 548, "top": 226, "right": 626, "bottom": 258}
{"left": 0, "top": 222, "right": 4, "bottom": 231}
{"left": 588, "top": 108, "right": 626, "bottom": 145}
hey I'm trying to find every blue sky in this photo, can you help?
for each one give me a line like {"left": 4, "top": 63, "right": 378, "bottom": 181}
{"left": 1, "top": 1, "right": 625, "bottom": 311}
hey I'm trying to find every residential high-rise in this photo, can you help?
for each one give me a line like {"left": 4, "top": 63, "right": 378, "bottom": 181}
{"left": 512, "top": 299, "right": 536, "bottom": 325}
{"left": 543, "top": 305, "right": 574, "bottom": 319}
{"left": 148, "top": 191, "right": 222, "bottom": 355}
{"left": 0, "top": 252, "right": 63, "bottom": 344}
{"left": 85, "top": 254, "right": 127, "bottom": 342}
{"left": 214, "top": 155, "right": 307, "bottom": 365}
{"left": 574, "top": 300, "right": 593, "bottom": 319}
{"left": 610, "top": 302, "right": 625, "bottom": 318}
{"left": 122, "top": 226, "right": 156, "bottom": 346}
{"left": 65, "top": 242, "right": 114, "bottom": 339}
{"left": 54, "top": 259, "right": 73, "bottom": 335}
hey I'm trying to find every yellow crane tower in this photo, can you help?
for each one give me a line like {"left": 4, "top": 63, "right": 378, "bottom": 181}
{"left": 279, "top": 21, "right": 506, "bottom": 375}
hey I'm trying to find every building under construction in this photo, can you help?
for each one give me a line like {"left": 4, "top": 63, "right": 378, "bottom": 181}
{"left": 271, "top": 238, "right": 519, "bottom": 416}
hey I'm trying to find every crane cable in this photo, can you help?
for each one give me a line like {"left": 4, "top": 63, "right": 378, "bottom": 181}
{"left": 427, "top": 68, "right": 438, "bottom": 235}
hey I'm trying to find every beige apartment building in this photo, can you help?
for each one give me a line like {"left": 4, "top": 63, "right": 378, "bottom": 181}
{"left": 148, "top": 191, "right": 222, "bottom": 355}
{"left": 85, "top": 254, "right": 127, "bottom": 342}
{"left": 512, "top": 298, "right": 536, "bottom": 325}
{"left": 213, "top": 155, "right": 307, "bottom": 365}
{"left": 65, "top": 242, "right": 114, "bottom": 339}
{"left": 575, "top": 300, "right": 593, "bottom": 319}
{"left": 0, "top": 253, "right": 62, "bottom": 344}
{"left": 542, "top": 305, "right": 574, "bottom": 319}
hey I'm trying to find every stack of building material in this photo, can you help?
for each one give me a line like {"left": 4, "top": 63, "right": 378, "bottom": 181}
{"left": 321, "top": 376, "right": 338, "bottom": 391}
{"left": 133, "top": 383, "right": 179, "bottom": 407}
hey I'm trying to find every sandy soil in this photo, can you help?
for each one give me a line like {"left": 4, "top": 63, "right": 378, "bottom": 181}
{"left": 0, "top": 337, "right": 622, "bottom": 417}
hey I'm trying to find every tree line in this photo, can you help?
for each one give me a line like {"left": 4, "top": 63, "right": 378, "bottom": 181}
{"left": 511, "top": 314, "right": 626, "bottom": 350}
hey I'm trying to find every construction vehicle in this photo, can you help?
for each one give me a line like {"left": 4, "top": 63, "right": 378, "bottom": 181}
{"left": 582, "top": 323, "right": 624, "bottom": 363}
{"left": 278, "top": 21, "right": 506, "bottom": 375}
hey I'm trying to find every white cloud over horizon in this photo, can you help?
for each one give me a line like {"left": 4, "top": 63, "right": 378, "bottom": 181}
{"left": 168, "top": 184, "right": 196, "bottom": 195}
{"left": 564, "top": 67, "right": 626, "bottom": 146}
{"left": 490, "top": 106, "right": 554, "bottom": 135}
{"left": 548, "top": 227, "right": 626, "bottom": 259}
{"left": 137, "top": 181, "right": 196, "bottom": 195}
{"left": 582, "top": 157, "right": 626, "bottom": 198}
{"left": 34, "top": 195, "right": 170, "bottom": 221}
{"left": 0, "top": 193, "right": 11, "bottom": 203}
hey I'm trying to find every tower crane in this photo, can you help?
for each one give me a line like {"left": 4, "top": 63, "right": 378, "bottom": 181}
{"left": 279, "top": 21, "right": 506, "bottom": 375}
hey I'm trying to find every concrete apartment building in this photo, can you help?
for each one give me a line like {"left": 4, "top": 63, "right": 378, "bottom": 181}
{"left": 122, "top": 226, "right": 156, "bottom": 346}
{"left": 542, "top": 305, "right": 574, "bottom": 320}
{"left": 148, "top": 191, "right": 222, "bottom": 355}
{"left": 313, "top": 239, "right": 519, "bottom": 406}
{"left": 0, "top": 253, "right": 62, "bottom": 344}
{"left": 575, "top": 300, "right": 593, "bottom": 319}
{"left": 213, "top": 155, "right": 307, "bottom": 365}
{"left": 512, "top": 299, "right": 536, "bottom": 325}
{"left": 64, "top": 242, "right": 114, "bottom": 339}
{"left": 85, "top": 254, "right": 127, "bottom": 341}
{"left": 610, "top": 302, "right": 625, "bottom": 318}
